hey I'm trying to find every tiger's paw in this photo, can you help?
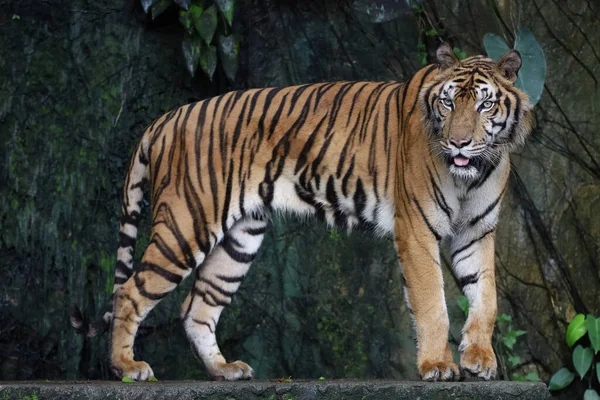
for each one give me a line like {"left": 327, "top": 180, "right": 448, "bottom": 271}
{"left": 419, "top": 360, "right": 461, "bottom": 382}
{"left": 111, "top": 360, "right": 155, "bottom": 382}
{"left": 209, "top": 360, "right": 254, "bottom": 381}
{"left": 460, "top": 343, "right": 497, "bottom": 380}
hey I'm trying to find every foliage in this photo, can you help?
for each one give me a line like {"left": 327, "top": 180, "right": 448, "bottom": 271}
{"left": 141, "top": 0, "right": 239, "bottom": 81}
{"left": 549, "top": 314, "right": 600, "bottom": 398}
{"left": 456, "top": 296, "right": 538, "bottom": 381}
{"left": 483, "top": 28, "right": 546, "bottom": 106}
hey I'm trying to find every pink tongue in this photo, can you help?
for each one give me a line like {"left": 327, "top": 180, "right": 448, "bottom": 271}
{"left": 453, "top": 155, "right": 470, "bottom": 167}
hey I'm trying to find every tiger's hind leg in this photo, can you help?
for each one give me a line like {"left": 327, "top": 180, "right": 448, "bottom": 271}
{"left": 109, "top": 218, "right": 201, "bottom": 381}
{"left": 181, "top": 216, "right": 267, "bottom": 380}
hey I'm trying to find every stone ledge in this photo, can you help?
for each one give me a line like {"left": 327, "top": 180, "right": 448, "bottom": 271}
{"left": 0, "top": 380, "right": 550, "bottom": 400}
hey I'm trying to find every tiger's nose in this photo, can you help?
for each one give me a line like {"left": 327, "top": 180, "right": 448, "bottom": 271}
{"left": 449, "top": 138, "right": 472, "bottom": 149}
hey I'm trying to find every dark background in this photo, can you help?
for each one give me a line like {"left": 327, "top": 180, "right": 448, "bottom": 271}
{"left": 0, "top": 0, "right": 598, "bottom": 397}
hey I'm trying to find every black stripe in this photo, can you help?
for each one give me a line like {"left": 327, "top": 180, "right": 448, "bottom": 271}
{"left": 221, "top": 158, "right": 235, "bottom": 234}
{"left": 119, "top": 232, "right": 136, "bottom": 249}
{"left": 114, "top": 276, "right": 128, "bottom": 285}
{"left": 412, "top": 197, "right": 442, "bottom": 241}
{"left": 120, "top": 211, "right": 141, "bottom": 227}
{"left": 245, "top": 226, "right": 267, "bottom": 235}
{"left": 467, "top": 161, "right": 498, "bottom": 192}
{"left": 294, "top": 112, "right": 329, "bottom": 174}
{"left": 427, "top": 166, "right": 452, "bottom": 220}
{"left": 138, "top": 262, "right": 183, "bottom": 284}
{"left": 134, "top": 274, "right": 169, "bottom": 300}
{"left": 468, "top": 186, "right": 506, "bottom": 226}
{"left": 453, "top": 251, "right": 474, "bottom": 267}
{"left": 221, "top": 236, "right": 256, "bottom": 264}
{"left": 451, "top": 229, "right": 495, "bottom": 259}
{"left": 215, "top": 274, "right": 245, "bottom": 283}
{"left": 459, "top": 273, "right": 479, "bottom": 289}
{"left": 199, "top": 277, "right": 236, "bottom": 297}
{"left": 192, "top": 318, "right": 214, "bottom": 333}
{"left": 116, "top": 260, "right": 133, "bottom": 278}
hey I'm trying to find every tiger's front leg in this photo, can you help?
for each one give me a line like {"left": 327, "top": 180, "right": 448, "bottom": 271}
{"left": 395, "top": 213, "right": 460, "bottom": 381}
{"left": 451, "top": 229, "right": 498, "bottom": 379}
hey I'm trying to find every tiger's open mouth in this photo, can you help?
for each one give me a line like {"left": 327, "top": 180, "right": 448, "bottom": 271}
{"left": 453, "top": 155, "right": 470, "bottom": 167}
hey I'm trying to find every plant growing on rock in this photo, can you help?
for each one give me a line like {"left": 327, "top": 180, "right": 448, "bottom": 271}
{"left": 140, "top": 0, "right": 239, "bottom": 81}
{"left": 549, "top": 314, "right": 600, "bottom": 399}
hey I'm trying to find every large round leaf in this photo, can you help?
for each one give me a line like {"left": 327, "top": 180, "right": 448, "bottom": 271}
{"left": 217, "top": 33, "right": 240, "bottom": 82}
{"left": 573, "top": 345, "right": 593, "bottom": 379}
{"left": 586, "top": 315, "right": 600, "bottom": 354}
{"left": 548, "top": 367, "right": 575, "bottom": 391}
{"left": 150, "top": 0, "right": 172, "bottom": 20}
{"left": 585, "top": 390, "right": 600, "bottom": 400}
{"left": 215, "top": 0, "right": 235, "bottom": 27}
{"left": 196, "top": 5, "right": 218, "bottom": 45}
{"left": 514, "top": 28, "right": 546, "bottom": 106}
{"left": 567, "top": 314, "right": 587, "bottom": 347}
{"left": 199, "top": 44, "right": 217, "bottom": 80}
{"left": 173, "top": 0, "right": 190, "bottom": 11}
{"left": 182, "top": 35, "right": 201, "bottom": 77}
{"left": 483, "top": 33, "right": 510, "bottom": 62}
{"left": 140, "top": 0, "right": 157, "bottom": 13}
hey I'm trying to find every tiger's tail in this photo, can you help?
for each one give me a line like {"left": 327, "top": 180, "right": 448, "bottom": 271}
{"left": 70, "top": 135, "right": 150, "bottom": 337}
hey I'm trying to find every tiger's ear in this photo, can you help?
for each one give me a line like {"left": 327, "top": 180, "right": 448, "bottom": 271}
{"left": 436, "top": 43, "right": 459, "bottom": 71}
{"left": 495, "top": 50, "right": 522, "bottom": 82}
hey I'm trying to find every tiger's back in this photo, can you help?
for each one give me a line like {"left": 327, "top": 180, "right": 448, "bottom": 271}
{"left": 146, "top": 81, "right": 402, "bottom": 247}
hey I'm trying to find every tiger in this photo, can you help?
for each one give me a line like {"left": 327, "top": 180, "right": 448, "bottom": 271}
{"left": 71, "top": 43, "right": 533, "bottom": 382}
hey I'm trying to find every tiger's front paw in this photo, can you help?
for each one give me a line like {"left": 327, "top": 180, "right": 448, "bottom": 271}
{"left": 110, "top": 360, "right": 155, "bottom": 381}
{"left": 209, "top": 360, "right": 254, "bottom": 381}
{"left": 460, "top": 343, "right": 497, "bottom": 380}
{"left": 419, "top": 360, "right": 461, "bottom": 382}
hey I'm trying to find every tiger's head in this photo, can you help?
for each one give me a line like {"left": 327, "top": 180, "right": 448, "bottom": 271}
{"left": 420, "top": 43, "right": 534, "bottom": 180}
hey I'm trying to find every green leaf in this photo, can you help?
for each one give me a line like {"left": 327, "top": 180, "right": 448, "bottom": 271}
{"left": 483, "top": 33, "right": 510, "bottom": 62}
{"left": 597, "top": 363, "right": 600, "bottom": 385}
{"left": 147, "top": 376, "right": 159, "bottom": 382}
{"left": 515, "top": 330, "right": 527, "bottom": 337}
{"left": 425, "top": 29, "right": 438, "bottom": 37}
{"left": 217, "top": 33, "right": 240, "bottom": 82}
{"left": 524, "top": 371, "right": 540, "bottom": 381}
{"left": 508, "top": 354, "right": 520, "bottom": 367}
{"left": 189, "top": 4, "right": 203, "bottom": 21}
{"left": 566, "top": 314, "right": 587, "bottom": 348}
{"left": 182, "top": 34, "right": 202, "bottom": 77}
{"left": 573, "top": 345, "right": 593, "bottom": 379}
{"left": 318, "top": 376, "right": 326, "bottom": 381}
{"left": 586, "top": 315, "right": 600, "bottom": 354}
{"left": 173, "top": 0, "right": 190, "bottom": 10}
{"left": 150, "top": 0, "right": 172, "bottom": 19}
{"left": 548, "top": 368, "right": 575, "bottom": 391}
{"left": 585, "top": 390, "right": 600, "bottom": 400}
{"left": 122, "top": 377, "right": 135, "bottom": 383}
{"left": 457, "top": 296, "right": 469, "bottom": 317}
{"left": 195, "top": 5, "right": 218, "bottom": 45}
{"left": 215, "top": 0, "right": 235, "bottom": 26}
{"left": 496, "top": 314, "right": 512, "bottom": 324}
{"left": 179, "top": 10, "right": 192, "bottom": 33}
{"left": 502, "top": 332, "right": 517, "bottom": 350}
{"left": 512, "top": 372, "right": 525, "bottom": 381}
{"left": 513, "top": 28, "right": 546, "bottom": 106}
{"left": 140, "top": 0, "right": 157, "bottom": 13}
{"left": 453, "top": 47, "right": 467, "bottom": 60}
{"left": 199, "top": 44, "right": 217, "bottom": 80}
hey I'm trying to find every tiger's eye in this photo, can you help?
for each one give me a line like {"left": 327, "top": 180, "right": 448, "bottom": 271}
{"left": 482, "top": 100, "right": 494, "bottom": 110}
{"left": 440, "top": 98, "right": 453, "bottom": 108}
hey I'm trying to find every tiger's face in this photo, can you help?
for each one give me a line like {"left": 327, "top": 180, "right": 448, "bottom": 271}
{"left": 421, "top": 44, "right": 533, "bottom": 180}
